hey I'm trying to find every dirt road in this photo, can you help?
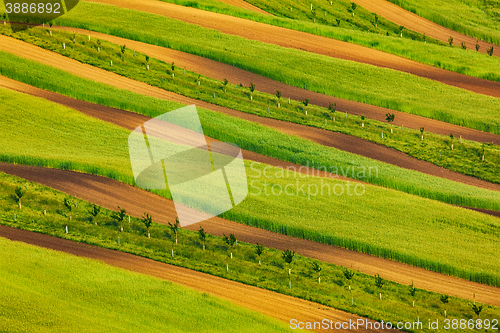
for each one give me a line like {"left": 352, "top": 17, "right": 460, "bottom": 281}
{"left": 86, "top": 0, "right": 500, "bottom": 99}
{"left": 1, "top": 163, "right": 499, "bottom": 307}
{"left": 0, "top": 225, "right": 384, "bottom": 332}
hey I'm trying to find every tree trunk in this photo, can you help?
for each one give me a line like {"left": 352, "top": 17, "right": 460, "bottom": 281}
{"left": 318, "top": 275, "right": 321, "bottom": 283}
{"left": 379, "top": 292, "right": 382, "bottom": 300}
{"left": 175, "top": 233, "right": 178, "bottom": 245}
{"left": 70, "top": 214, "right": 72, "bottom": 221}
{"left": 95, "top": 219, "right": 97, "bottom": 226}
{"left": 362, "top": 122, "right": 364, "bottom": 127}
{"left": 203, "top": 242, "right": 205, "bottom": 250}
{"left": 148, "top": 231, "right": 150, "bottom": 238}
{"left": 18, "top": 200, "right": 21, "bottom": 209}
{"left": 147, "top": 64, "right": 149, "bottom": 70}
{"left": 482, "top": 154, "right": 485, "bottom": 161}
{"left": 444, "top": 309, "right": 447, "bottom": 317}
{"left": 98, "top": 47, "right": 100, "bottom": 53}
{"left": 305, "top": 110, "right": 308, "bottom": 115}
{"left": 421, "top": 135, "right": 424, "bottom": 141}
{"left": 44, "top": 209, "right": 46, "bottom": 216}
{"left": 412, "top": 299, "right": 415, "bottom": 307}
{"left": 250, "top": 94, "right": 253, "bottom": 101}
{"left": 349, "top": 284, "right": 351, "bottom": 291}
{"left": 197, "top": 80, "right": 200, "bottom": 85}
{"left": 65, "top": 225, "right": 68, "bottom": 234}
{"left": 224, "top": 88, "right": 226, "bottom": 93}
{"left": 277, "top": 102, "right": 280, "bottom": 108}
{"left": 230, "top": 251, "right": 233, "bottom": 259}
{"left": 451, "top": 144, "right": 453, "bottom": 150}
{"left": 172, "top": 249, "right": 174, "bottom": 257}
{"left": 259, "top": 258, "right": 261, "bottom": 265}
{"left": 390, "top": 126, "right": 393, "bottom": 133}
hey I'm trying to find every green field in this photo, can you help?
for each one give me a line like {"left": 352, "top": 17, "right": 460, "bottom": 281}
{"left": 47, "top": 2, "right": 500, "bottom": 134}
{"left": 387, "top": 0, "right": 500, "bottom": 45}
{"left": 1, "top": 87, "right": 500, "bottom": 285}
{"left": 129, "top": 0, "right": 500, "bottom": 83}
{"left": 4, "top": 26, "right": 499, "bottom": 184}
{"left": 1, "top": 56, "right": 500, "bottom": 211}
{"left": 1, "top": 173, "right": 499, "bottom": 331}
{"left": 0, "top": 237, "right": 291, "bottom": 333}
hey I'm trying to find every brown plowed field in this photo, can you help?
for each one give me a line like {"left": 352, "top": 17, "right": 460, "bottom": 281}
{"left": 354, "top": 0, "right": 498, "bottom": 53}
{"left": 0, "top": 225, "right": 383, "bottom": 332}
{"left": 51, "top": 26, "right": 500, "bottom": 146}
{"left": 2, "top": 73, "right": 499, "bottom": 193}
{"left": 1, "top": 163, "right": 499, "bottom": 307}
{"left": 87, "top": 0, "right": 500, "bottom": 99}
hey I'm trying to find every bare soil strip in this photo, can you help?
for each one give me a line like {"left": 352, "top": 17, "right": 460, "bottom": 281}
{"left": 1, "top": 72, "right": 499, "bottom": 193}
{"left": 0, "top": 225, "right": 383, "bottom": 332}
{"left": 1, "top": 163, "right": 499, "bottom": 307}
{"left": 86, "top": 0, "right": 500, "bottom": 99}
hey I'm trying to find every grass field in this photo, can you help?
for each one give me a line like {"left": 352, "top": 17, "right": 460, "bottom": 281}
{"left": 0, "top": 237, "right": 291, "bottom": 333}
{"left": 46, "top": 2, "right": 500, "bottom": 134}
{"left": 4, "top": 26, "right": 499, "bottom": 184}
{"left": 387, "top": 0, "right": 500, "bottom": 45}
{"left": 1, "top": 55, "right": 500, "bottom": 212}
{"left": 1, "top": 87, "right": 500, "bottom": 285}
{"left": 1, "top": 173, "right": 499, "bottom": 330}
{"left": 77, "top": 0, "right": 500, "bottom": 84}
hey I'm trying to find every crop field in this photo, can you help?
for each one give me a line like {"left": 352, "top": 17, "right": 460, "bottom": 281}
{"left": 3, "top": 26, "right": 500, "bottom": 185}
{"left": 0, "top": 237, "right": 291, "bottom": 333}
{"left": 49, "top": 2, "right": 500, "bottom": 134}
{"left": 2, "top": 0, "right": 500, "bottom": 328}
{"left": 387, "top": 0, "right": 500, "bottom": 45}
{"left": 1, "top": 173, "right": 499, "bottom": 329}
{"left": 2, "top": 87, "right": 500, "bottom": 286}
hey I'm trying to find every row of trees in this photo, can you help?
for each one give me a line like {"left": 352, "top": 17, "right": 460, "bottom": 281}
{"left": 12, "top": 192, "right": 486, "bottom": 316}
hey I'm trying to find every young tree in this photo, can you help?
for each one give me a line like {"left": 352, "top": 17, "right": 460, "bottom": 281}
{"left": 375, "top": 274, "right": 385, "bottom": 300}
{"left": 471, "top": 303, "right": 483, "bottom": 317}
{"left": 171, "top": 62, "right": 175, "bottom": 78}
{"left": 111, "top": 206, "right": 126, "bottom": 232}
{"left": 311, "top": 9, "right": 316, "bottom": 23}
{"left": 311, "top": 262, "right": 322, "bottom": 283}
{"left": 423, "top": 33, "right": 427, "bottom": 44}
{"left": 141, "top": 213, "right": 152, "bottom": 238}
{"left": 63, "top": 197, "right": 73, "bottom": 220}
{"left": 329, "top": 102, "right": 336, "bottom": 121}
{"left": 197, "top": 74, "right": 201, "bottom": 86}
{"left": 120, "top": 44, "right": 126, "bottom": 61}
{"left": 88, "top": 204, "right": 101, "bottom": 225}
{"left": 386, "top": 113, "right": 395, "bottom": 133}
{"left": 223, "top": 78, "right": 229, "bottom": 93}
{"left": 448, "top": 36, "right": 453, "bottom": 47}
{"left": 336, "top": 18, "right": 341, "bottom": 27}
{"left": 276, "top": 90, "right": 282, "bottom": 108}
{"left": 350, "top": 2, "right": 357, "bottom": 16}
{"left": 361, "top": 115, "right": 365, "bottom": 127}
{"left": 96, "top": 39, "right": 101, "bottom": 53}
{"left": 145, "top": 55, "right": 150, "bottom": 70}
{"left": 440, "top": 295, "right": 450, "bottom": 317}
{"left": 475, "top": 42, "right": 480, "bottom": 52}
{"left": 168, "top": 218, "right": 180, "bottom": 245}
{"left": 461, "top": 42, "right": 467, "bottom": 50}
{"left": 420, "top": 127, "right": 425, "bottom": 141}
{"left": 409, "top": 282, "right": 416, "bottom": 307}
{"left": 198, "top": 226, "right": 206, "bottom": 250}
{"left": 254, "top": 242, "right": 264, "bottom": 265}
{"left": 282, "top": 249, "right": 295, "bottom": 288}
{"left": 487, "top": 46, "right": 494, "bottom": 56}
{"left": 49, "top": 22, "right": 53, "bottom": 36}
{"left": 399, "top": 25, "right": 404, "bottom": 38}
{"left": 249, "top": 82, "right": 255, "bottom": 101}
{"left": 374, "top": 13, "right": 378, "bottom": 28}
{"left": 222, "top": 233, "right": 237, "bottom": 259}
{"left": 449, "top": 133, "right": 454, "bottom": 150}
{"left": 343, "top": 267, "right": 355, "bottom": 305}
{"left": 302, "top": 98, "right": 309, "bottom": 115}
{"left": 15, "top": 186, "right": 25, "bottom": 209}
